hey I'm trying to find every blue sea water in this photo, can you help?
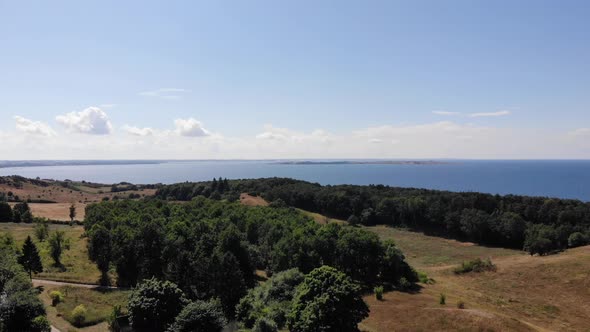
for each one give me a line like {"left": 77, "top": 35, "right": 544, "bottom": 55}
{"left": 1, "top": 160, "right": 589, "bottom": 202}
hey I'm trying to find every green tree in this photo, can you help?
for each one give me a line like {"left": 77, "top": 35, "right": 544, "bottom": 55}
{"left": 128, "top": 278, "right": 189, "bottom": 332}
{"left": 48, "top": 230, "right": 69, "bottom": 266}
{"left": 288, "top": 266, "right": 369, "bottom": 332}
{"left": 0, "top": 248, "right": 47, "bottom": 331}
{"left": 34, "top": 220, "right": 50, "bottom": 242}
{"left": 12, "top": 202, "right": 31, "bottom": 223}
{"left": 18, "top": 236, "right": 43, "bottom": 279}
{"left": 0, "top": 201, "right": 12, "bottom": 222}
{"left": 166, "top": 300, "right": 226, "bottom": 332}
{"left": 69, "top": 204, "right": 76, "bottom": 222}
{"left": 88, "top": 224, "right": 112, "bottom": 285}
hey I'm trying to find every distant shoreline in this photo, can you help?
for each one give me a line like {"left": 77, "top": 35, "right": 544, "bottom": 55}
{"left": 274, "top": 160, "right": 450, "bottom": 165}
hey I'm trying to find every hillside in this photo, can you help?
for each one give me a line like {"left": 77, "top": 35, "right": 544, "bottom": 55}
{"left": 0, "top": 176, "right": 156, "bottom": 221}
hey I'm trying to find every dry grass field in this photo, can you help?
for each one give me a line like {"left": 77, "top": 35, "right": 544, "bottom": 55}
{"left": 360, "top": 226, "right": 590, "bottom": 332}
{"left": 0, "top": 223, "right": 108, "bottom": 284}
{"left": 239, "top": 193, "right": 269, "bottom": 206}
{"left": 1, "top": 178, "right": 155, "bottom": 221}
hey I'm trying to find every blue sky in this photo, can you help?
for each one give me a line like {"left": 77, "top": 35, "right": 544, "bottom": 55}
{"left": 1, "top": 0, "right": 589, "bottom": 159}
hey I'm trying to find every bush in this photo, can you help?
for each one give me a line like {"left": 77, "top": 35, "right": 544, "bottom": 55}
{"left": 457, "top": 300, "right": 466, "bottom": 309}
{"left": 398, "top": 277, "right": 411, "bottom": 291}
{"left": 128, "top": 278, "right": 189, "bottom": 332}
{"left": 50, "top": 290, "right": 64, "bottom": 306}
{"left": 287, "top": 266, "right": 369, "bottom": 332}
{"left": 166, "top": 300, "right": 226, "bottom": 332}
{"left": 439, "top": 293, "right": 446, "bottom": 305}
{"left": 374, "top": 286, "right": 384, "bottom": 301}
{"left": 31, "top": 315, "right": 51, "bottom": 332}
{"left": 418, "top": 271, "right": 435, "bottom": 284}
{"left": 453, "top": 258, "right": 496, "bottom": 274}
{"left": 568, "top": 232, "right": 588, "bottom": 248}
{"left": 71, "top": 304, "right": 87, "bottom": 327}
{"left": 253, "top": 317, "right": 278, "bottom": 332}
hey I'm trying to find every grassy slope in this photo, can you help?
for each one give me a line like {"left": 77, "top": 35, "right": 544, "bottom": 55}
{"left": 1, "top": 180, "right": 155, "bottom": 221}
{"left": 0, "top": 223, "right": 107, "bottom": 284}
{"left": 361, "top": 225, "right": 590, "bottom": 332}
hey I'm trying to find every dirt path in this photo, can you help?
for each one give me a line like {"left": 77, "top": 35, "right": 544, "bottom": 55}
{"left": 32, "top": 278, "right": 122, "bottom": 289}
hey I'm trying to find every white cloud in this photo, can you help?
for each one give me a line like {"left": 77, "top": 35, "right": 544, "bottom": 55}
{"left": 122, "top": 125, "right": 156, "bottom": 137}
{"left": 56, "top": 107, "right": 113, "bottom": 135}
{"left": 174, "top": 118, "right": 210, "bottom": 137}
{"left": 14, "top": 116, "right": 56, "bottom": 137}
{"left": 432, "top": 111, "right": 460, "bottom": 116}
{"left": 469, "top": 110, "right": 511, "bottom": 117}
{"left": 368, "top": 138, "right": 383, "bottom": 143}
{"left": 138, "top": 88, "right": 189, "bottom": 100}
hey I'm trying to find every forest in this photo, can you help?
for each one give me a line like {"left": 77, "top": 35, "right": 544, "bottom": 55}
{"left": 156, "top": 177, "right": 590, "bottom": 255}
{"left": 84, "top": 197, "right": 416, "bottom": 330}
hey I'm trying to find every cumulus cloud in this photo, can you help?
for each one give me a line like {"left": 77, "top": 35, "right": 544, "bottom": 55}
{"left": 139, "top": 88, "right": 189, "bottom": 100}
{"left": 122, "top": 125, "right": 156, "bottom": 137}
{"left": 56, "top": 107, "right": 113, "bottom": 135}
{"left": 14, "top": 116, "right": 56, "bottom": 137}
{"left": 432, "top": 111, "right": 460, "bottom": 116}
{"left": 469, "top": 110, "right": 511, "bottom": 117}
{"left": 174, "top": 118, "right": 210, "bottom": 137}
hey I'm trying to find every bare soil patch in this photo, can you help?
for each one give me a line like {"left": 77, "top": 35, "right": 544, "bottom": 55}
{"left": 239, "top": 193, "right": 269, "bottom": 206}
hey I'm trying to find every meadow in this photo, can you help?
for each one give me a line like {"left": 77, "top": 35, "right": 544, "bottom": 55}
{"left": 0, "top": 223, "right": 107, "bottom": 284}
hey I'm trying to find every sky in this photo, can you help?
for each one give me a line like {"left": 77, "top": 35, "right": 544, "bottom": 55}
{"left": 0, "top": 0, "right": 589, "bottom": 159}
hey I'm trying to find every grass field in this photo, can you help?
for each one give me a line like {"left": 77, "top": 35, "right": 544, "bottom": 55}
{"left": 359, "top": 225, "right": 590, "bottom": 332}
{"left": 37, "top": 283, "right": 130, "bottom": 331}
{"left": 365, "top": 225, "right": 522, "bottom": 269}
{"left": 0, "top": 223, "right": 107, "bottom": 284}
{"left": 55, "top": 286, "right": 130, "bottom": 327}
{"left": 1, "top": 178, "right": 155, "bottom": 221}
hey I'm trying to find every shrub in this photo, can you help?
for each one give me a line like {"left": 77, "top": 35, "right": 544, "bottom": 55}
{"left": 568, "top": 232, "right": 588, "bottom": 248}
{"left": 398, "top": 277, "right": 411, "bottom": 291}
{"left": 287, "top": 266, "right": 369, "bottom": 332}
{"left": 31, "top": 315, "right": 51, "bottom": 332}
{"left": 374, "top": 286, "right": 384, "bottom": 301}
{"left": 453, "top": 258, "right": 496, "bottom": 274}
{"left": 128, "top": 278, "right": 189, "bottom": 332}
{"left": 439, "top": 293, "right": 446, "bottom": 305}
{"left": 166, "top": 300, "right": 226, "bottom": 332}
{"left": 50, "top": 290, "right": 64, "bottom": 306}
{"left": 71, "top": 304, "right": 87, "bottom": 327}
{"left": 457, "top": 300, "right": 466, "bottom": 309}
{"left": 253, "top": 317, "right": 278, "bottom": 332}
{"left": 418, "top": 271, "right": 435, "bottom": 284}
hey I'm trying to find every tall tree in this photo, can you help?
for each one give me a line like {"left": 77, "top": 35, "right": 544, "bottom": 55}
{"left": 288, "top": 266, "right": 369, "bottom": 332}
{"left": 0, "top": 201, "right": 13, "bottom": 222}
{"left": 48, "top": 230, "right": 69, "bottom": 266}
{"left": 88, "top": 224, "right": 112, "bottom": 285}
{"left": 69, "top": 204, "right": 76, "bottom": 222}
{"left": 17, "top": 236, "right": 43, "bottom": 279}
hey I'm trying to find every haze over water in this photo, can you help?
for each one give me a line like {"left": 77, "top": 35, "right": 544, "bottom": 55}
{"left": 1, "top": 160, "right": 589, "bottom": 202}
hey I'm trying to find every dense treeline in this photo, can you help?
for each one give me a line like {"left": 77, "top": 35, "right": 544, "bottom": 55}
{"left": 156, "top": 178, "right": 590, "bottom": 254}
{"left": 85, "top": 198, "right": 416, "bottom": 318}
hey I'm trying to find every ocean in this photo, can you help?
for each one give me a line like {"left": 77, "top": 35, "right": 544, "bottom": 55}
{"left": 1, "top": 160, "right": 589, "bottom": 202}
